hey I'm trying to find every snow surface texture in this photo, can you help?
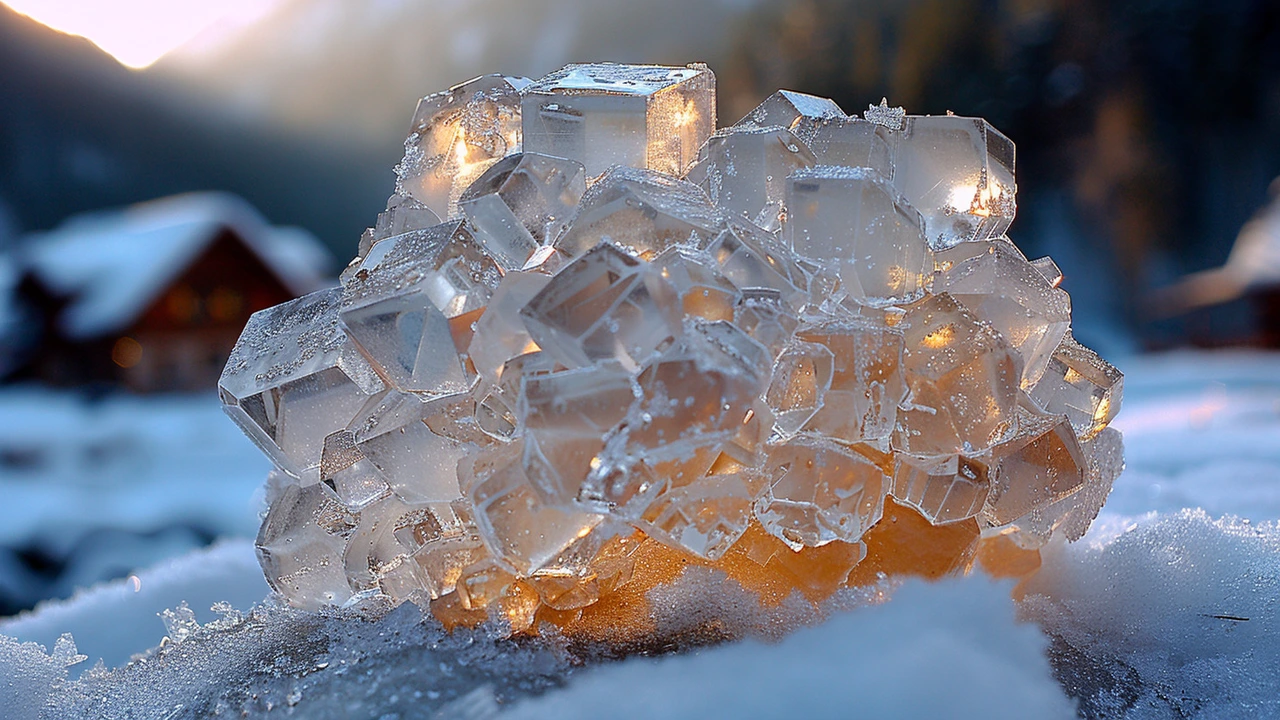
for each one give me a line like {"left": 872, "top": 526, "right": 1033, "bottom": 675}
{"left": 2, "top": 576, "right": 1073, "bottom": 720}
{"left": 2, "top": 350, "right": 1279, "bottom": 718}
{"left": 0, "top": 540, "right": 267, "bottom": 671}
{"left": 1024, "top": 511, "right": 1280, "bottom": 719}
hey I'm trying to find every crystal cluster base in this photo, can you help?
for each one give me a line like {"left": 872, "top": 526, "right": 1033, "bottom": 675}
{"left": 221, "top": 62, "right": 1124, "bottom": 641}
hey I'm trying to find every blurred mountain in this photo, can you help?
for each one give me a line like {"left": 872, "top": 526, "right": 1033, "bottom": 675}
{"left": 0, "top": 2, "right": 388, "bottom": 261}
{"left": 2, "top": 0, "right": 758, "bottom": 261}
{"left": 155, "top": 0, "right": 758, "bottom": 142}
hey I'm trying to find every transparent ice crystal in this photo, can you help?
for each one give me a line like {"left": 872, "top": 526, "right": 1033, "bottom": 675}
{"left": 221, "top": 62, "right": 1124, "bottom": 640}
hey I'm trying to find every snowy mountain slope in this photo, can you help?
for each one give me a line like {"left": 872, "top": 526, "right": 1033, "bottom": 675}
{"left": 155, "top": 0, "right": 760, "bottom": 140}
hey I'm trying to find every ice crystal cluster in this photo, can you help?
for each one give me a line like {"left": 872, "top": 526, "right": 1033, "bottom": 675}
{"left": 219, "top": 63, "right": 1124, "bottom": 640}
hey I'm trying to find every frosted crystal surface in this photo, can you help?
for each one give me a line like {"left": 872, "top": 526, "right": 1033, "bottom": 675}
{"left": 734, "top": 89, "right": 845, "bottom": 131}
{"left": 396, "top": 74, "right": 529, "bottom": 220}
{"left": 790, "top": 115, "right": 893, "bottom": 176}
{"left": 785, "top": 165, "right": 930, "bottom": 306}
{"left": 934, "top": 238, "right": 1071, "bottom": 386}
{"left": 220, "top": 288, "right": 384, "bottom": 484}
{"left": 459, "top": 152, "right": 587, "bottom": 270}
{"left": 219, "top": 62, "right": 1124, "bottom": 630}
{"left": 896, "top": 293, "right": 1020, "bottom": 455}
{"left": 1028, "top": 333, "right": 1124, "bottom": 440}
{"left": 522, "top": 63, "right": 715, "bottom": 177}
{"left": 890, "top": 114, "right": 1016, "bottom": 250}
{"left": 892, "top": 453, "right": 989, "bottom": 525}
{"left": 519, "top": 242, "right": 682, "bottom": 371}
{"left": 686, "top": 126, "right": 817, "bottom": 229}
{"left": 555, "top": 166, "right": 723, "bottom": 259}
{"left": 756, "top": 438, "right": 889, "bottom": 549}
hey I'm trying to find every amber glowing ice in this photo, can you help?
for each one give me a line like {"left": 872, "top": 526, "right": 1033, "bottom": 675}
{"left": 222, "top": 63, "right": 1124, "bottom": 637}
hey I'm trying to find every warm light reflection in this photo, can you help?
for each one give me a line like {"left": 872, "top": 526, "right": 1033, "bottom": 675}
{"left": 947, "top": 182, "right": 1004, "bottom": 218}
{"left": 2, "top": 0, "right": 283, "bottom": 69}
{"left": 922, "top": 324, "right": 956, "bottom": 349}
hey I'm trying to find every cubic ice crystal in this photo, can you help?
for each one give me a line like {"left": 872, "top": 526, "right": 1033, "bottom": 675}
{"left": 522, "top": 62, "right": 715, "bottom": 177}
{"left": 221, "top": 62, "right": 1124, "bottom": 640}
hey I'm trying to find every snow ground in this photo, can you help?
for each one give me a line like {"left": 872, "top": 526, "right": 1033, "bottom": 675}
{"left": 2, "top": 349, "right": 1279, "bottom": 718}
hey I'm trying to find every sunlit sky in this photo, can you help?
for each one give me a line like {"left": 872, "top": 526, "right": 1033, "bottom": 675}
{"left": 2, "top": 0, "right": 283, "bottom": 69}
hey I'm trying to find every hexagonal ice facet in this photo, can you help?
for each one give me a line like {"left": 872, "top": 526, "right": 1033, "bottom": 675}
{"left": 623, "top": 320, "right": 771, "bottom": 468}
{"left": 467, "top": 270, "right": 550, "bottom": 383}
{"left": 784, "top": 166, "right": 930, "bottom": 306}
{"left": 685, "top": 126, "right": 817, "bottom": 229}
{"left": 519, "top": 242, "right": 683, "bottom": 371}
{"left": 370, "top": 194, "right": 441, "bottom": 248}
{"left": 734, "top": 289, "right": 800, "bottom": 359}
{"left": 983, "top": 408, "right": 1087, "bottom": 527}
{"left": 896, "top": 293, "right": 1020, "bottom": 455}
{"left": 220, "top": 287, "right": 384, "bottom": 484}
{"left": 396, "top": 74, "right": 529, "bottom": 220}
{"left": 256, "top": 483, "right": 356, "bottom": 610}
{"left": 933, "top": 239, "right": 1071, "bottom": 387}
{"left": 891, "top": 454, "right": 989, "bottom": 525}
{"left": 890, "top": 114, "right": 1016, "bottom": 250}
{"left": 475, "top": 351, "right": 557, "bottom": 441}
{"left": 756, "top": 437, "right": 889, "bottom": 549}
{"left": 458, "top": 152, "right": 587, "bottom": 270}
{"left": 342, "top": 494, "right": 428, "bottom": 603}
{"left": 733, "top": 89, "right": 845, "bottom": 131}
{"left": 399, "top": 501, "right": 489, "bottom": 599}
{"left": 637, "top": 462, "right": 759, "bottom": 560}
{"left": 520, "top": 361, "right": 635, "bottom": 507}
{"left": 992, "top": 425, "right": 1123, "bottom": 549}
{"left": 703, "top": 221, "right": 808, "bottom": 310}
{"left": 795, "top": 319, "right": 907, "bottom": 446}
{"left": 461, "top": 439, "right": 604, "bottom": 575}
{"left": 341, "top": 221, "right": 501, "bottom": 394}
{"left": 789, "top": 115, "right": 892, "bottom": 176}
{"left": 555, "top": 166, "right": 723, "bottom": 259}
{"left": 650, "top": 246, "right": 741, "bottom": 322}
{"left": 1028, "top": 333, "right": 1124, "bottom": 441}
{"left": 319, "top": 430, "right": 392, "bottom": 510}
{"left": 521, "top": 62, "right": 715, "bottom": 177}
{"left": 766, "top": 340, "right": 835, "bottom": 439}
{"left": 344, "top": 390, "right": 470, "bottom": 505}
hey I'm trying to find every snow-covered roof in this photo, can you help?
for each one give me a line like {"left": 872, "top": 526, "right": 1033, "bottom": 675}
{"left": 18, "top": 193, "right": 333, "bottom": 340}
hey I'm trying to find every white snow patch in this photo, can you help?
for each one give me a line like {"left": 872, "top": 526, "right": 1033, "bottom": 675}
{"left": 1025, "top": 510, "right": 1280, "bottom": 718}
{"left": 506, "top": 578, "right": 1075, "bottom": 720}
{"left": 1105, "top": 350, "right": 1280, "bottom": 521}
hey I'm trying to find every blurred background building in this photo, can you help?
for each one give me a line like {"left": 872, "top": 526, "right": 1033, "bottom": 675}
{"left": 5, "top": 192, "right": 330, "bottom": 391}
{"left": 0, "top": 0, "right": 1277, "bottom": 614}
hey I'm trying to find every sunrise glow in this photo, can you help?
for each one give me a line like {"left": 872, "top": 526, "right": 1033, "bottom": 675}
{"left": 2, "top": 0, "right": 280, "bottom": 69}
